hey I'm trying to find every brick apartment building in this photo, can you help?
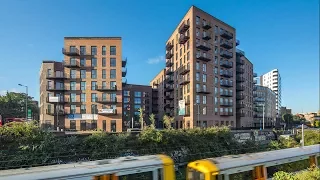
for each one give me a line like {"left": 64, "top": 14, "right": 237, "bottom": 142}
{"left": 39, "top": 37, "right": 127, "bottom": 132}
{"left": 150, "top": 6, "right": 240, "bottom": 128}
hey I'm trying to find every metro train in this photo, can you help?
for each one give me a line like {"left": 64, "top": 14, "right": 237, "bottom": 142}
{"left": 0, "top": 145, "right": 319, "bottom": 180}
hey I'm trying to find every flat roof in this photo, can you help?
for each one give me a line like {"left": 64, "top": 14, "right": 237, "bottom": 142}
{"left": 64, "top": 37, "right": 121, "bottom": 40}
{"left": 42, "top": 60, "right": 59, "bottom": 63}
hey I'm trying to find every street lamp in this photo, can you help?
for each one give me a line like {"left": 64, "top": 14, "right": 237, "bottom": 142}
{"left": 18, "top": 84, "right": 28, "bottom": 121}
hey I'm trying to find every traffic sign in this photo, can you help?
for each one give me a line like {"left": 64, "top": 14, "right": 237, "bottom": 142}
{"left": 27, "top": 109, "right": 32, "bottom": 120}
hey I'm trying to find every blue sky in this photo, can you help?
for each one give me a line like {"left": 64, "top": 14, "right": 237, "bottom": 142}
{"left": 0, "top": 0, "right": 318, "bottom": 113}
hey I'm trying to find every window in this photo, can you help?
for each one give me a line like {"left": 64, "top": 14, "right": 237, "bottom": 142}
{"left": 196, "top": 84, "right": 200, "bottom": 92}
{"left": 196, "top": 72, "right": 200, "bottom": 81}
{"left": 134, "top": 104, "right": 141, "bottom": 111}
{"left": 110, "top": 69, "right": 116, "bottom": 79}
{"left": 111, "top": 120, "right": 116, "bottom": 132}
{"left": 110, "top": 93, "right": 116, "bottom": 101}
{"left": 80, "top": 46, "right": 86, "bottom": 55}
{"left": 215, "top": 36, "right": 218, "bottom": 43}
{"left": 196, "top": 28, "right": 200, "bottom": 37}
{"left": 70, "top": 104, "right": 76, "bottom": 114}
{"left": 70, "top": 46, "right": 76, "bottom": 53}
{"left": 196, "top": 16, "right": 200, "bottom": 25}
{"left": 134, "top": 91, "right": 141, "bottom": 97}
{"left": 102, "top": 57, "right": 106, "bottom": 67}
{"left": 134, "top": 98, "right": 141, "bottom": 104}
{"left": 70, "top": 81, "right": 76, "bottom": 90}
{"left": 124, "top": 97, "right": 130, "bottom": 103}
{"left": 102, "top": 69, "right": 106, "bottom": 79}
{"left": 102, "top": 93, "right": 107, "bottom": 100}
{"left": 203, "top": 64, "right": 206, "bottom": 72}
{"left": 203, "top": 95, "right": 207, "bottom": 104}
{"left": 70, "top": 120, "right": 76, "bottom": 130}
{"left": 215, "top": 25, "right": 218, "bottom": 34}
{"left": 91, "top": 93, "right": 97, "bottom": 102}
{"left": 70, "top": 57, "right": 76, "bottom": 65}
{"left": 81, "top": 105, "right": 86, "bottom": 114}
{"left": 196, "top": 62, "right": 200, "bottom": 70}
{"left": 196, "top": 95, "right": 200, "bottom": 104}
{"left": 110, "top": 58, "right": 116, "bottom": 67}
{"left": 70, "top": 69, "right": 76, "bottom": 79}
{"left": 81, "top": 93, "right": 86, "bottom": 102}
{"left": 203, "top": 74, "right": 206, "bottom": 83}
{"left": 110, "top": 81, "right": 116, "bottom": 89}
{"left": 203, "top": 107, "right": 207, "bottom": 115}
{"left": 215, "top": 46, "right": 218, "bottom": 54}
{"left": 91, "top": 81, "right": 97, "bottom": 90}
{"left": 91, "top": 104, "right": 98, "bottom": 114}
{"left": 80, "top": 69, "right": 86, "bottom": 79}
{"left": 80, "top": 58, "right": 85, "bottom": 66}
{"left": 215, "top": 77, "right": 218, "bottom": 85}
{"left": 110, "top": 46, "right": 116, "bottom": 55}
{"left": 203, "top": 84, "right": 207, "bottom": 92}
{"left": 124, "top": 90, "right": 130, "bottom": 96}
{"left": 91, "top": 70, "right": 97, "bottom": 79}
{"left": 102, "top": 46, "right": 106, "bottom": 55}
{"left": 70, "top": 93, "right": 76, "bottom": 103}
{"left": 215, "top": 56, "right": 218, "bottom": 64}
{"left": 187, "top": 41, "right": 189, "bottom": 49}
{"left": 91, "top": 46, "right": 97, "bottom": 55}
{"left": 214, "top": 67, "right": 218, "bottom": 74}
{"left": 187, "top": 52, "right": 190, "bottom": 60}
{"left": 91, "top": 58, "right": 97, "bottom": 67}
{"left": 47, "top": 69, "right": 52, "bottom": 77}
{"left": 103, "top": 120, "right": 107, "bottom": 131}
{"left": 80, "top": 81, "right": 86, "bottom": 90}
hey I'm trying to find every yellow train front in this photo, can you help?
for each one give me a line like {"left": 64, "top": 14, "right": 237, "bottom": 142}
{"left": 186, "top": 144, "right": 319, "bottom": 180}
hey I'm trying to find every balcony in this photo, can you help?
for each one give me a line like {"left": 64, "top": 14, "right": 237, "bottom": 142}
{"left": 179, "top": 35, "right": 190, "bottom": 44}
{"left": 236, "top": 103, "right": 245, "bottom": 109}
{"left": 46, "top": 97, "right": 66, "bottom": 103}
{"left": 122, "top": 68, "right": 127, "bottom": 77}
{"left": 96, "top": 98, "right": 117, "bottom": 104}
{"left": 220, "top": 50, "right": 233, "bottom": 59}
{"left": 236, "top": 39, "right": 240, "bottom": 46}
{"left": 46, "top": 85, "right": 66, "bottom": 91}
{"left": 202, "top": 33, "right": 212, "bottom": 40}
{"left": 237, "top": 112, "right": 245, "bottom": 117}
{"left": 79, "top": 63, "right": 94, "bottom": 69}
{"left": 196, "top": 88, "right": 210, "bottom": 94}
{"left": 62, "top": 47, "right": 79, "bottom": 56}
{"left": 46, "top": 74, "right": 67, "bottom": 80}
{"left": 165, "top": 69, "right": 174, "bottom": 75}
{"left": 220, "top": 40, "right": 233, "bottom": 49}
{"left": 220, "top": 60, "right": 233, "bottom": 68}
{"left": 63, "top": 60, "right": 80, "bottom": 68}
{"left": 236, "top": 75, "right": 245, "bottom": 82}
{"left": 220, "top": 102, "right": 233, "bottom": 107}
{"left": 46, "top": 109, "right": 68, "bottom": 116}
{"left": 220, "top": 29, "right": 233, "bottom": 39}
{"left": 196, "top": 43, "right": 211, "bottom": 51}
{"left": 96, "top": 85, "right": 117, "bottom": 92}
{"left": 64, "top": 98, "right": 82, "bottom": 105}
{"left": 220, "top": 81, "right": 233, "bottom": 87}
{"left": 98, "top": 109, "right": 117, "bottom": 116}
{"left": 236, "top": 85, "right": 244, "bottom": 91}
{"left": 236, "top": 93, "right": 245, "bottom": 100}
{"left": 165, "top": 76, "right": 174, "bottom": 84}
{"left": 166, "top": 52, "right": 173, "bottom": 59}
{"left": 166, "top": 60, "right": 173, "bottom": 67}
{"left": 220, "top": 112, "right": 233, "bottom": 116}
{"left": 178, "top": 20, "right": 190, "bottom": 34}
{"left": 220, "top": 70, "right": 233, "bottom": 78}
{"left": 179, "top": 78, "right": 190, "bottom": 85}
{"left": 165, "top": 93, "right": 174, "bottom": 100}
{"left": 236, "top": 58, "right": 245, "bottom": 65}
{"left": 122, "top": 58, "right": 127, "bottom": 67}
{"left": 236, "top": 67, "right": 244, "bottom": 74}
{"left": 165, "top": 84, "right": 174, "bottom": 92}
{"left": 179, "top": 65, "right": 190, "bottom": 75}
{"left": 220, "top": 91, "right": 233, "bottom": 97}
{"left": 196, "top": 53, "right": 211, "bottom": 62}
{"left": 166, "top": 43, "right": 174, "bottom": 51}
{"left": 202, "top": 21, "right": 212, "bottom": 30}
{"left": 253, "top": 73, "right": 257, "bottom": 77}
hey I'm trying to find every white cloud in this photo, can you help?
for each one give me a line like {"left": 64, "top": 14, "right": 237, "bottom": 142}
{"left": 0, "top": 88, "right": 20, "bottom": 95}
{"left": 147, "top": 55, "right": 165, "bottom": 65}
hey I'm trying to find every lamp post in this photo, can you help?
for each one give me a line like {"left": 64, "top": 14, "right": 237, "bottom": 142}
{"left": 18, "top": 84, "right": 28, "bottom": 120}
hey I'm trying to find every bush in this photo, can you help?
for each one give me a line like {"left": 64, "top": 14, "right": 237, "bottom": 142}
{"left": 273, "top": 167, "right": 320, "bottom": 180}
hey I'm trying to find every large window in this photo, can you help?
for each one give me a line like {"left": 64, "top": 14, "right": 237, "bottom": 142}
{"left": 102, "top": 57, "right": 106, "bottom": 67}
{"left": 196, "top": 72, "right": 200, "bottom": 81}
{"left": 91, "top": 46, "right": 97, "bottom": 55}
{"left": 91, "top": 104, "right": 98, "bottom": 114}
{"left": 110, "top": 46, "right": 116, "bottom": 55}
{"left": 70, "top": 69, "right": 76, "bottom": 79}
{"left": 124, "top": 97, "right": 130, "bottom": 103}
{"left": 81, "top": 105, "right": 86, "bottom": 114}
{"left": 70, "top": 104, "right": 76, "bottom": 114}
{"left": 80, "top": 81, "right": 86, "bottom": 90}
{"left": 111, "top": 120, "right": 116, "bottom": 132}
{"left": 81, "top": 93, "right": 86, "bottom": 102}
{"left": 70, "top": 120, "right": 76, "bottom": 130}
{"left": 134, "top": 91, "right": 141, "bottom": 97}
{"left": 134, "top": 97, "right": 141, "bottom": 104}
{"left": 110, "top": 69, "right": 116, "bottom": 79}
{"left": 70, "top": 93, "right": 76, "bottom": 102}
{"left": 203, "top": 64, "right": 206, "bottom": 72}
{"left": 196, "top": 62, "right": 200, "bottom": 70}
{"left": 80, "top": 58, "right": 86, "bottom": 66}
{"left": 124, "top": 90, "right": 130, "bottom": 96}
{"left": 102, "top": 69, "right": 106, "bottom": 79}
{"left": 80, "top": 69, "right": 86, "bottom": 78}
{"left": 196, "top": 95, "right": 200, "bottom": 104}
{"left": 102, "top": 46, "right": 106, "bottom": 55}
{"left": 91, "top": 58, "right": 97, "bottom": 67}
{"left": 110, "top": 58, "right": 116, "bottom": 67}
{"left": 80, "top": 46, "right": 86, "bottom": 55}
{"left": 91, "top": 69, "right": 97, "bottom": 79}
{"left": 110, "top": 81, "right": 116, "bottom": 88}
{"left": 91, "top": 81, "right": 97, "bottom": 90}
{"left": 203, "top": 74, "right": 207, "bottom": 83}
{"left": 203, "top": 95, "right": 207, "bottom": 104}
{"left": 70, "top": 81, "right": 76, "bottom": 90}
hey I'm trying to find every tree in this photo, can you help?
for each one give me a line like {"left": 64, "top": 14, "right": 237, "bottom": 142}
{"left": 0, "top": 92, "right": 39, "bottom": 120}
{"left": 163, "top": 115, "right": 174, "bottom": 129}
{"left": 138, "top": 107, "right": 144, "bottom": 130}
{"left": 149, "top": 113, "right": 156, "bottom": 129}
{"left": 282, "top": 113, "right": 293, "bottom": 128}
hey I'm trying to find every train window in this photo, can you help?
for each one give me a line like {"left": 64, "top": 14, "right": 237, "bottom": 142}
{"left": 187, "top": 169, "right": 205, "bottom": 180}
{"left": 119, "top": 171, "right": 153, "bottom": 180}
{"left": 229, "top": 170, "right": 252, "bottom": 180}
